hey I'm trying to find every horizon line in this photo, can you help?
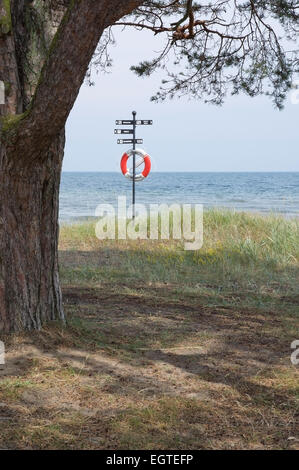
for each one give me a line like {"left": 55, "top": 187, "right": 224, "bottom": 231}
{"left": 62, "top": 170, "right": 299, "bottom": 173}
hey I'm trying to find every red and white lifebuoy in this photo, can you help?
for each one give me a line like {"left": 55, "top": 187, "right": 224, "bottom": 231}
{"left": 120, "top": 148, "right": 151, "bottom": 181}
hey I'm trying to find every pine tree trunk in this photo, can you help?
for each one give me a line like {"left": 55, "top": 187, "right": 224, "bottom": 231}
{"left": 0, "top": 0, "right": 142, "bottom": 333}
{"left": 0, "top": 130, "right": 65, "bottom": 332}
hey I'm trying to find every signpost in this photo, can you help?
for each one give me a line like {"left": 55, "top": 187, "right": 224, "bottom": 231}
{"left": 115, "top": 111, "right": 153, "bottom": 218}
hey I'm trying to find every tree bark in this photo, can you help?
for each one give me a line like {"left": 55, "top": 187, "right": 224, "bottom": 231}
{"left": 0, "top": 0, "right": 143, "bottom": 333}
{"left": 0, "top": 131, "right": 65, "bottom": 332}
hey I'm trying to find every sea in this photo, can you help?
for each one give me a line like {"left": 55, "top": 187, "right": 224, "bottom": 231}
{"left": 59, "top": 172, "right": 299, "bottom": 222}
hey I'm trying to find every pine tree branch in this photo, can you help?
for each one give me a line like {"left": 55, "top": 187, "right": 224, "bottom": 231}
{"left": 4, "top": 0, "right": 143, "bottom": 157}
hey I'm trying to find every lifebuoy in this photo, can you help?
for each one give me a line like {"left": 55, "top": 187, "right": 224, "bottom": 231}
{"left": 120, "top": 148, "right": 151, "bottom": 181}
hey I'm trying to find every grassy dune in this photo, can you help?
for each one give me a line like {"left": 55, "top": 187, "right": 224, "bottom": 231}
{"left": 0, "top": 210, "right": 298, "bottom": 449}
{"left": 59, "top": 210, "right": 298, "bottom": 320}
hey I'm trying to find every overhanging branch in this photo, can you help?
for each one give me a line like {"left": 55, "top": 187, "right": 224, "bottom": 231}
{"left": 3, "top": 0, "right": 143, "bottom": 157}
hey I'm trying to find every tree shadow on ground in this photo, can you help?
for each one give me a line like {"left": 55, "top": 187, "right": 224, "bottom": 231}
{"left": 0, "top": 247, "right": 297, "bottom": 449}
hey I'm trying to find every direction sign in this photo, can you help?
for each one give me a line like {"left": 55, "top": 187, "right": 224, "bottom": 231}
{"left": 116, "top": 120, "right": 134, "bottom": 125}
{"left": 117, "top": 139, "right": 143, "bottom": 145}
{"left": 136, "top": 120, "right": 153, "bottom": 125}
{"left": 114, "top": 129, "right": 134, "bottom": 135}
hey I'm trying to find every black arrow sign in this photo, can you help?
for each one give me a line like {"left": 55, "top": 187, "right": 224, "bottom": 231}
{"left": 114, "top": 129, "right": 134, "bottom": 135}
{"left": 116, "top": 120, "right": 134, "bottom": 125}
{"left": 117, "top": 139, "right": 143, "bottom": 145}
{"left": 136, "top": 120, "right": 153, "bottom": 125}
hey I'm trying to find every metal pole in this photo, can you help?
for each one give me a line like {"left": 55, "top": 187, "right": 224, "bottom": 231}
{"left": 132, "top": 110, "right": 136, "bottom": 219}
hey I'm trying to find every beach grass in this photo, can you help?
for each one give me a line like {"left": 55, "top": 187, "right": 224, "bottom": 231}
{"left": 0, "top": 209, "right": 298, "bottom": 449}
{"left": 59, "top": 209, "right": 298, "bottom": 303}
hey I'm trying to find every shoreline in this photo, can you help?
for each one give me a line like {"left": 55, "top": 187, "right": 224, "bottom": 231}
{"left": 59, "top": 207, "right": 299, "bottom": 225}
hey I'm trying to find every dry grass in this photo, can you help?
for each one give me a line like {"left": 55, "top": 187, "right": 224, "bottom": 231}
{"left": 0, "top": 210, "right": 298, "bottom": 449}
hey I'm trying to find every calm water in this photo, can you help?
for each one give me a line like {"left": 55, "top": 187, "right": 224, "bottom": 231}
{"left": 60, "top": 172, "right": 299, "bottom": 221}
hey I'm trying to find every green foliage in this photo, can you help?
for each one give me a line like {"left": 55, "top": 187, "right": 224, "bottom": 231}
{"left": 111, "top": 0, "right": 299, "bottom": 108}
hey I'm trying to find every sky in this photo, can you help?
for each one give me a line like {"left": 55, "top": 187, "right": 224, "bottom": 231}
{"left": 63, "top": 28, "right": 299, "bottom": 173}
